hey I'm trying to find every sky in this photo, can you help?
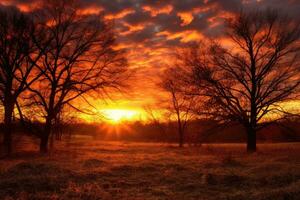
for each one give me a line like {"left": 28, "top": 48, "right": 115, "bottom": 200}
{"left": 1, "top": 0, "right": 300, "bottom": 122}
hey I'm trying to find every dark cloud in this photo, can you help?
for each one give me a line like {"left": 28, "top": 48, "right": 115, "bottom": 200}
{"left": 126, "top": 24, "right": 157, "bottom": 43}
{"left": 79, "top": 0, "right": 138, "bottom": 14}
{"left": 123, "top": 9, "right": 151, "bottom": 25}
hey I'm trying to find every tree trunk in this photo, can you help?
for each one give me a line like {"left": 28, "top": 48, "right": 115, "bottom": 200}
{"left": 246, "top": 127, "right": 257, "bottom": 153}
{"left": 40, "top": 135, "right": 49, "bottom": 153}
{"left": 3, "top": 103, "right": 14, "bottom": 155}
{"left": 178, "top": 128, "right": 184, "bottom": 147}
{"left": 40, "top": 120, "right": 52, "bottom": 153}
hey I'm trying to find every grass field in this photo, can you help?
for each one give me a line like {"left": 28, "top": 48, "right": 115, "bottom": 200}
{"left": 0, "top": 139, "right": 300, "bottom": 200}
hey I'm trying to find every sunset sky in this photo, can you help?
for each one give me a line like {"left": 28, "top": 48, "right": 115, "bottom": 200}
{"left": 1, "top": 0, "right": 300, "bottom": 123}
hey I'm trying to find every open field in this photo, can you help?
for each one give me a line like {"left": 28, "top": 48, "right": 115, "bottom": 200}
{"left": 0, "top": 140, "right": 300, "bottom": 200}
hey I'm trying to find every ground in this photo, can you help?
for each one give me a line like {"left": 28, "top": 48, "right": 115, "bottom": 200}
{"left": 0, "top": 139, "right": 300, "bottom": 200}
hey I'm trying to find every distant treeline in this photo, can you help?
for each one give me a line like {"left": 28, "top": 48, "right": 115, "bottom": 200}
{"left": 2, "top": 119, "right": 299, "bottom": 144}
{"left": 90, "top": 120, "right": 300, "bottom": 143}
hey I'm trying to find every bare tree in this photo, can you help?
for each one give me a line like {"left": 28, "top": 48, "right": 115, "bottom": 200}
{"left": 144, "top": 105, "right": 168, "bottom": 138}
{"left": 180, "top": 9, "right": 300, "bottom": 152}
{"left": 26, "top": 0, "right": 128, "bottom": 153}
{"left": 0, "top": 7, "right": 42, "bottom": 155}
{"left": 160, "top": 68, "right": 194, "bottom": 147}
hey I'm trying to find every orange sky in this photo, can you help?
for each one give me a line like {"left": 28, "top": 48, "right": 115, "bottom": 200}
{"left": 1, "top": 0, "right": 300, "bottom": 123}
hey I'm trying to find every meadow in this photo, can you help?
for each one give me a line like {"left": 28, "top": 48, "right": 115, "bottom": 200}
{"left": 0, "top": 139, "right": 300, "bottom": 200}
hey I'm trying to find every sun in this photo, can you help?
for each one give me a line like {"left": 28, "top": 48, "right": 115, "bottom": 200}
{"left": 102, "top": 109, "right": 138, "bottom": 124}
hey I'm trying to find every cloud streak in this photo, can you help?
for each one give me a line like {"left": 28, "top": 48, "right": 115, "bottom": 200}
{"left": 1, "top": 0, "right": 300, "bottom": 109}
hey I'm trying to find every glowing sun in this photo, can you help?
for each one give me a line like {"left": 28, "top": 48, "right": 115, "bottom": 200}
{"left": 102, "top": 109, "right": 138, "bottom": 123}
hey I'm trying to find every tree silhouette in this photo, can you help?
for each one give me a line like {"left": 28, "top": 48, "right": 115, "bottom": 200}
{"left": 0, "top": 7, "right": 42, "bottom": 155}
{"left": 180, "top": 9, "right": 300, "bottom": 152}
{"left": 26, "top": 0, "right": 128, "bottom": 153}
{"left": 160, "top": 68, "right": 194, "bottom": 147}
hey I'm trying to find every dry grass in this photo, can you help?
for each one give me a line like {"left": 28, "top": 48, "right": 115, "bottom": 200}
{"left": 0, "top": 140, "right": 300, "bottom": 200}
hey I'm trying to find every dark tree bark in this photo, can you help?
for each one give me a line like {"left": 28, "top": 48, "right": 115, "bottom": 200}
{"left": 40, "top": 119, "right": 52, "bottom": 153}
{"left": 178, "top": 123, "right": 184, "bottom": 147}
{"left": 40, "top": 134, "right": 49, "bottom": 153}
{"left": 3, "top": 100, "right": 14, "bottom": 154}
{"left": 246, "top": 126, "right": 257, "bottom": 152}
